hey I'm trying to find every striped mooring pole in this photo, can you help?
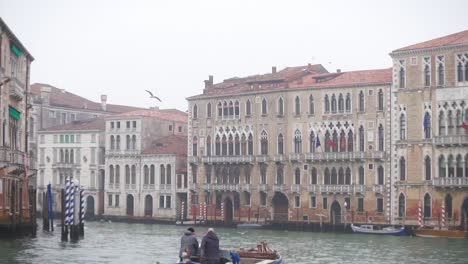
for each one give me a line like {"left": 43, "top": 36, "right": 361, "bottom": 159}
{"left": 65, "top": 177, "right": 71, "bottom": 226}
{"left": 441, "top": 201, "right": 446, "bottom": 228}
{"left": 203, "top": 202, "right": 207, "bottom": 221}
{"left": 221, "top": 202, "right": 224, "bottom": 223}
{"left": 418, "top": 201, "right": 423, "bottom": 228}
{"left": 181, "top": 201, "right": 185, "bottom": 224}
{"left": 79, "top": 187, "right": 85, "bottom": 237}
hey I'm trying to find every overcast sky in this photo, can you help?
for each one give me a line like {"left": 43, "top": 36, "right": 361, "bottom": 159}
{"left": 1, "top": 0, "right": 467, "bottom": 111}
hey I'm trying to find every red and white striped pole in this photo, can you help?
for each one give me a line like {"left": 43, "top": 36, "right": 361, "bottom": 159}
{"left": 418, "top": 201, "right": 423, "bottom": 228}
{"left": 441, "top": 201, "right": 446, "bottom": 228}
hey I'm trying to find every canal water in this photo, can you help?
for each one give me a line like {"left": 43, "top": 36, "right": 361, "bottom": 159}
{"left": 1, "top": 221, "right": 468, "bottom": 264}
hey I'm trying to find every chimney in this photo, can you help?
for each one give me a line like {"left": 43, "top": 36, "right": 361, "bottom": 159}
{"left": 272, "top": 66, "right": 277, "bottom": 74}
{"left": 101, "top": 94, "right": 107, "bottom": 111}
{"left": 337, "top": 69, "right": 341, "bottom": 73}
{"left": 40, "top": 86, "right": 51, "bottom": 105}
{"left": 203, "top": 75, "right": 214, "bottom": 93}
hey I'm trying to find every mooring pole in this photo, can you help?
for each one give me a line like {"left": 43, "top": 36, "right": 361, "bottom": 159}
{"left": 61, "top": 188, "right": 67, "bottom": 242}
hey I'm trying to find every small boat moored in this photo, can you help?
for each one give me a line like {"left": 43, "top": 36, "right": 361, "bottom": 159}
{"left": 351, "top": 224, "right": 406, "bottom": 236}
{"left": 413, "top": 228, "right": 468, "bottom": 238}
{"left": 236, "top": 222, "right": 264, "bottom": 229}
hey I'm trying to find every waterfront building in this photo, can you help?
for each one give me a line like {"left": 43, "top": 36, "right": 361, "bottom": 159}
{"left": 36, "top": 118, "right": 105, "bottom": 217}
{"left": 390, "top": 30, "right": 468, "bottom": 228}
{"left": 103, "top": 109, "right": 188, "bottom": 220}
{"left": 29, "top": 83, "right": 141, "bottom": 185}
{"left": 0, "top": 17, "right": 35, "bottom": 233}
{"left": 187, "top": 65, "right": 393, "bottom": 224}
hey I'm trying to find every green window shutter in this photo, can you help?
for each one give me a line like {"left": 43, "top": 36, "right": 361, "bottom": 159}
{"left": 9, "top": 106, "right": 21, "bottom": 120}
{"left": 11, "top": 44, "right": 22, "bottom": 57}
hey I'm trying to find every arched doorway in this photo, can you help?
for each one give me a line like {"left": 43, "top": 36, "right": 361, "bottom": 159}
{"left": 461, "top": 197, "right": 468, "bottom": 230}
{"left": 272, "top": 192, "right": 289, "bottom": 222}
{"left": 224, "top": 197, "right": 233, "bottom": 222}
{"left": 330, "top": 200, "right": 341, "bottom": 225}
{"left": 144, "top": 195, "right": 153, "bottom": 217}
{"left": 126, "top": 194, "right": 134, "bottom": 216}
{"left": 86, "top": 196, "right": 95, "bottom": 218}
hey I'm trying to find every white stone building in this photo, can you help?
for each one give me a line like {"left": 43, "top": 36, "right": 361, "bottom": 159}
{"left": 36, "top": 118, "right": 105, "bottom": 216}
{"left": 103, "top": 109, "right": 188, "bottom": 220}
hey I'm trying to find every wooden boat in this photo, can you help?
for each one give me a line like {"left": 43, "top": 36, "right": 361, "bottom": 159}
{"left": 351, "top": 224, "right": 406, "bottom": 236}
{"left": 414, "top": 228, "right": 468, "bottom": 238}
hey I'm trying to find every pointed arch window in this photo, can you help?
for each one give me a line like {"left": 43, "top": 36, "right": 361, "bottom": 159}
{"left": 339, "top": 130, "right": 346, "bottom": 152}
{"left": 309, "top": 131, "right": 316, "bottom": 153}
{"left": 439, "top": 155, "right": 446, "bottom": 178}
{"left": 221, "top": 135, "right": 227, "bottom": 156}
{"left": 345, "top": 93, "right": 351, "bottom": 112}
{"left": 399, "top": 67, "right": 406, "bottom": 88}
{"left": 378, "top": 166, "right": 384, "bottom": 185}
{"left": 425, "top": 156, "right": 431, "bottom": 180}
{"left": 150, "top": 164, "right": 155, "bottom": 184}
{"left": 115, "top": 165, "right": 120, "bottom": 184}
{"left": 448, "top": 154, "right": 455, "bottom": 177}
{"left": 378, "top": 89, "right": 384, "bottom": 111}
{"left": 294, "top": 129, "right": 302, "bottom": 153}
{"left": 234, "top": 134, "right": 240, "bottom": 155}
{"left": 338, "top": 168, "right": 344, "bottom": 184}
{"left": 378, "top": 124, "right": 384, "bottom": 151}
{"left": 324, "top": 131, "right": 331, "bottom": 152}
{"left": 331, "top": 94, "right": 337, "bottom": 113}
{"left": 160, "top": 164, "right": 166, "bottom": 184}
{"left": 207, "top": 102, "right": 212, "bottom": 118}
{"left": 309, "top": 95, "right": 314, "bottom": 115}
{"left": 223, "top": 101, "right": 228, "bottom": 117}
{"left": 324, "top": 168, "right": 330, "bottom": 184}
{"left": 358, "top": 166, "right": 365, "bottom": 185}
{"left": 359, "top": 91, "right": 365, "bottom": 112}
{"left": 424, "top": 64, "right": 431, "bottom": 87}
{"left": 248, "top": 134, "right": 253, "bottom": 155}
{"left": 261, "top": 98, "right": 268, "bottom": 115}
{"left": 234, "top": 101, "right": 240, "bottom": 117}
{"left": 193, "top": 104, "right": 198, "bottom": 119}
{"left": 338, "top": 94, "right": 344, "bottom": 113}
{"left": 438, "top": 62, "right": 445, "bottom": 86}
{"left": 109, "top": 165, "right": 115, "bottom": 184}
{"left": 278, "top": 97, "right": 284, "bottom": 116}
{"left": 332, "top": 130, "right": 338, "bottom": 152}
{"left": 295, "top": 168, "right": 301, "bottom": 185}
{"left": 424, "top": 193, "right": 432, "bottom": 218}
{"left": 439, "top": 111, "right": 445, "bottom": 136}
{"left": 166, "top": 164, "right": 171, "bottom": 184}
{"left": 276, "top": 165, "right": 284, "bottom": 184}
{"left": 206, "top": 136, "right": 212, "bottom": 156}
{"left": 398, "top": 193, "right": 406, "bottom": 217}
{"left": 144, "top": 165, "right": 149, "bottom": 185}
{"left": 345, "top": 167, "right": 351, "bottom": 184}
{"left": 347, "top": 130, "right": 354, "bottom": 152}
{"left": 359, "top": 126, "right": 365, "bottom": 151}
{"left": 295, "top": 96, "right": 301, "bottom": 115}
{"left": 457, "top": 61, "right": 463, "bottom": 82}
{"left": 217, "top": 102, "right": 222, "bottom": 117}
{"left": 215, "top": 135, "right": 221, "bottom": 156}
{"left": 260, "top": 131, "right": 268, "bottom": 155}
{"left": 131, "top": 165, "right": 136, "bottom": 184}
{"left": 241, "top": 134, "right": 247, "bottom": 155}
{"left": 192, "top": 136, "right": 198, "bottom": 156}
{"left": 277, "top": 134, "right": 284, "bottom": 155}
{"left": 228, "top": 135, "right": 234, "bottom": 156}
{"left": 228, "top": 101, "right": 234, "bottom": 117}
{"left": 331, "top": 168, "right": 337, "bottom": 185}
{"left": 399, "top": 157, "right": 406, "bottom": 181}
{"left": 400, "top": 114, "right": 406, "bottom": 140}
{"left": 324, "top": 95, "right": 330, "bottom": 113}
{"left": 246, "top": 100, "right": 252, "bottom": 116}
{"left": 456, "top": 154, "right": 463, "bottom": 177}
{"left": 424, "top": 112, "right": 431, "bottom": 139}
{"left": 125, "top": 165, "right": 130, "bottom": 184}
{"left": 311, "top": 167, "right": 317, "bottom": 184}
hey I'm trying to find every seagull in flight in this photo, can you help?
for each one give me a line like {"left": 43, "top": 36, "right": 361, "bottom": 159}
{"left": 145, "top": 90, "right": 162, "bottom": 102}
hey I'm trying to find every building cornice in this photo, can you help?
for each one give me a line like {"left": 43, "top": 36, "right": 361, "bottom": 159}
{"left": 390, "top": 43, "right": 468, "bottom": 58}
{"left": 187, "top": 82, "right": 392, "bottom": 101}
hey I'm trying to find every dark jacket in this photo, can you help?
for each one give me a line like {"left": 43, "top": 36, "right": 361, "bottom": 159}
{"left": 179, "top": 231, "right": 199, "bottom": 258}
{"left": 200, "top": 231, "right": 220, "bottom": 260}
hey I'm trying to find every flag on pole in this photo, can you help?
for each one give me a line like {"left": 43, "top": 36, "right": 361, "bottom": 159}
{"left": 315, "top": 135, "right": 321, "bottom": 149}
{"left": 461, "top": 110, "right": 468, "bottom": 130}
{"left": 423, "top": 112, "right": 430, "bottom": 132}
{"left": 328, "top": 138, "right": 335, "bottom": 149}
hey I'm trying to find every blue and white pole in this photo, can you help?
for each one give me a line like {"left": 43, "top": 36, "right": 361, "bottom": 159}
{"left": 69, "top": 181, "right": 75, "bottom": 225}
{"left": 65, "top": 177, "right": 71, "bottom": 226}
{"left": 80, "top": 187, "right": 85, "bottom": 224}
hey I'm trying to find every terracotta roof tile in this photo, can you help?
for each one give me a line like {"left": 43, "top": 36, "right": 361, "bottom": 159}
{"left": 394, "top": 30, "right": 468, "bottom": 52}
{"left": 112, "top": 109, "right": 188, "bottom": 123}
{"left": 31, "top": 83, "right": 143, "bottom": 113}
{"left": 291, "top": 68, "right": 392, "bottom": 88}
{"left": 40, "top": 118, "right": 105, "bottom": 132}
{"left": 142, "top": 135, "right": 187, "bottom": 156}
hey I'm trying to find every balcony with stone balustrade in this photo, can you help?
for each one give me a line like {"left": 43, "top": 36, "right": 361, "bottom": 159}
{"left": 434, "top": 135, "right": 468, "bottom": 146}
{"left": 200, "top": 155, "right": 255, "bottom": 164}
{"left": 433, "top": 177, "right": 468, "bottom": 188}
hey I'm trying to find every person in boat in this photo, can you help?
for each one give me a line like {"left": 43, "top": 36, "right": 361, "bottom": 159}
{"left": 200, "top": 228, "right": 220, "bottom": 264}
{"left": 179, "top": 227, "right": 199, "bottom": 262}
